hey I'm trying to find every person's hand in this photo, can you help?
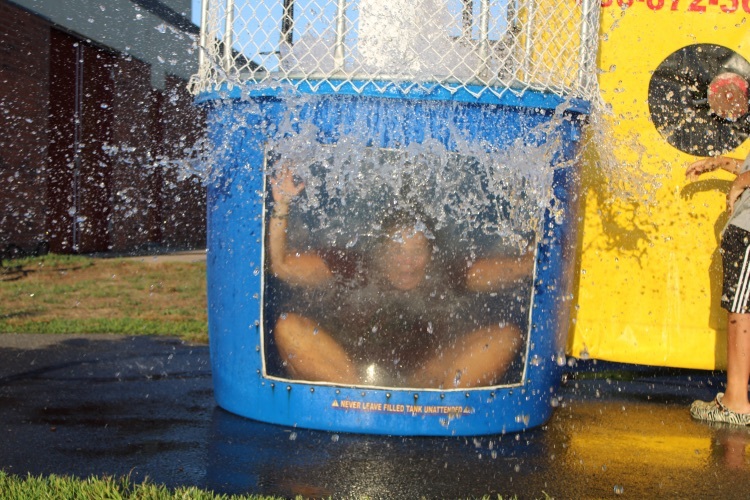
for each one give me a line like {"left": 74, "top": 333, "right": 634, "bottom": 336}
{"left": 270, "top": 163, "right": 305, "bottom": 205}
{"left": 686, "top": 157, "right": 723, "bottom": 181}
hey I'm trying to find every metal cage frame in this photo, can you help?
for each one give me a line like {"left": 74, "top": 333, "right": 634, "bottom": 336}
{"left": 190, "top": 0, "right": 600, "bottom": 101}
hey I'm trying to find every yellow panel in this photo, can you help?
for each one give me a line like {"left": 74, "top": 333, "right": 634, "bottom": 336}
{"left": 569, "top": 3, "right": 750, "bottom": 369}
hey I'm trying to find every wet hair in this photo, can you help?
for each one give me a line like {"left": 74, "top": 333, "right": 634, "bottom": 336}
{"left": 378, "top": 206, "right": 435, "bottom": 241}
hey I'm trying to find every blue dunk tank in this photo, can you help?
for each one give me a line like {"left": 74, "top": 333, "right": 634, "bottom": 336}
{"left": 191, "top": 0, "right": 600, "bottom": 435}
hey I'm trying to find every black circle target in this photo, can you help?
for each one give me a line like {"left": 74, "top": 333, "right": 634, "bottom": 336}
{"left": 648, "top": 43, "right": 750, "bottom": 156}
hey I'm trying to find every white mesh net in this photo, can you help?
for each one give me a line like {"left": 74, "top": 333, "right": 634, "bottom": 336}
{"left": 190, "top": 0, "right": 600, "bottom": 101}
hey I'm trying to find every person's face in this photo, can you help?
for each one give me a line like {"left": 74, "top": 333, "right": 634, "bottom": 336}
{"left": 708, "top": 74, "right": 749, "bottom": 122}
{"left": 380, "top": 229, "right": 431, "bottom": 291}
{"left": 709, "top": 84, "right": 748, "bottom": 121}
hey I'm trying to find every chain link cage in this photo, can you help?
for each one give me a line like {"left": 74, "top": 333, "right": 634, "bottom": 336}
{"left": 190, "top": 0, "right": 600, "bottom": 101}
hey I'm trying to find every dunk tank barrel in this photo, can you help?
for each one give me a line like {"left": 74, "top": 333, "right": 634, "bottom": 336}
{"left": 191, "top": 0, "right": 600, "bottom": 435}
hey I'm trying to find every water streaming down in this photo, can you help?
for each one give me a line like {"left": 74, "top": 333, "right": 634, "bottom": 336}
{"left": 195, "top": 0, "right": 600, "bottom": 435}
{"left": 262, "top": 93, "right": 565, "bottom": 244}
{"left": 261, "top": 95, "right": 561, "bottom": 389}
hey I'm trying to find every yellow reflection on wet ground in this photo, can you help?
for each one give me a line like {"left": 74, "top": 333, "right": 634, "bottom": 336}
{"left": 547, "top": 399, "right": 750, "bottom": 497}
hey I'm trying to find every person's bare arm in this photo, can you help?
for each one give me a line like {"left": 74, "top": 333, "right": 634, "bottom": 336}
{"left": 686, "top": 156, "right": 743, "bottom": 180}
{"left": 267, "top": 165, "right": 333, "bottom": 287}
{"left": 464, "top": 250, "right": 535, "bottom": 293}
{"left": 727, "top": 171, "right": 750, "bottom": 214}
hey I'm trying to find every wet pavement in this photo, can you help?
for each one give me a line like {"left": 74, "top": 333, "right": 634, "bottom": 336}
{"left": 0, "top": 333, "right": 748, "bottom": 498}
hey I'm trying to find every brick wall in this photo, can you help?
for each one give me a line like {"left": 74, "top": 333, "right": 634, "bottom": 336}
{"left": 107, "top": 59, "right": 207, "bottom": 253}
{"left": 0, "top": 0, "right": 206, "bottom": 257}
{"left": 156, "top": 74, "right": 206, "bottom": 251}
{"left": 108, "top": 52, "right": 162, "bottom": 253}
{"left": 0, "top": 1, "right": 50, "bottom": 256}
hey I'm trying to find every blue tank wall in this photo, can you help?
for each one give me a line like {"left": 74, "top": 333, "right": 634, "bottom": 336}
{"left": 203, "top": 84, "right": 585, "bottom": 435}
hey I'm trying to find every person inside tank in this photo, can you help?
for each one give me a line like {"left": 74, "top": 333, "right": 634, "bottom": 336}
{"left": 266, "top": 163, "right": 534, "bottom": 388}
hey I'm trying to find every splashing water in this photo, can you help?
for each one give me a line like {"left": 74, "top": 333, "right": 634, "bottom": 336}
{"left": 196, "top": 87, "right": 584, "bottom": 250}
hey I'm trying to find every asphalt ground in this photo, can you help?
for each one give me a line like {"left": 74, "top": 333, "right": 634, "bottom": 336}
{"left": 0, "top": 333, "right": 748, "bottom": 498}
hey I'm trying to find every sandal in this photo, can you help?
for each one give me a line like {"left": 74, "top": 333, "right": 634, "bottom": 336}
{"left": 690, "top": 393, "right": 750, "bottom": 426}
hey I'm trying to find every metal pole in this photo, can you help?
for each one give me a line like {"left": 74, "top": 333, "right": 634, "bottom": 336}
{"left": 281, "top": 0, "right": 295, "bottom": 46}
{"left": 506, "top": 0, "right": 521, "bottom": 42}
{"left": 73, "top": 43, "right": 83, "bottom": 252}
{"left": 577, "top": 0, "right": 598, "bottom": 96}
{"left": 462, "top": 0, "right": 472, "bottom": 39}
{"left": 506, "top": 0, "right": 518, "bottom": 29}
{"left": 479, "top": 0, "right": 490, "bottom": 78}
{"left": 333, "top": 0, "right": 346, "bottom": 71}
{"left": 199, "top": 0, "right": 208, "bottom": 71}
{"left": 223, "top": 0, "right": 235, "bottom": 74}
{"left": 522, "top": 0, "right": 536, "bottom": 84}
{"left": 504, "top": 0, "right": 520, "bottom": 81}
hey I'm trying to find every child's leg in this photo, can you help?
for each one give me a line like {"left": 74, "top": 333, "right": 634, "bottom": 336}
{"left": 274, "top": 312, "right": 359, "bottom": 384}
{"left": 718, "top": 224, "right": 750, "bottom": 413}
{"left": 723, "top": 311, "right": 750, "bottom": 414}
{"left": 410, "top": 323, "right": 522, "bottom": 389}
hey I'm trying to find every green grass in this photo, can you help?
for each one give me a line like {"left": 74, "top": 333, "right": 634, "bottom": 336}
{"left": 0, "top": 318, "right": 207, "bottom": 339}
{"left": 0, "top": 472, "right": 533, "bottom": 499}
{"left": 3, "top": 253, "right": 96, "bottom": 269}
{"left": 0, "top": 254, "right": 208, "bottom": 343}
{"left": 0, "top": 471, "right": 284, "bottom": 499}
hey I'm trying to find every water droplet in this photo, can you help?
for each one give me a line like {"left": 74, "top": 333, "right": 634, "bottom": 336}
{"left": 613, "top": 485, "right": 624, "bottom": 495}
{"left": 579, "top": 345, "right": 590, "bottom": 360}
{"left": 514, "top": 414, "right": 530, "bottom": 425}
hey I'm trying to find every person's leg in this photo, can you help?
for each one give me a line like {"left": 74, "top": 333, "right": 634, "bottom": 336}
{"left": 713, "top": 426, "right": 750, "bottom": 470}
{"left": 722, "top": 312, "right": 750, "bottom": 414}
{"left": 411, "top": 324, "right": 522, "bottom": 389}
{"left": 274, "top": 312, "right": 359, "bottom": 384}
{"left": 692, "top": 224, "right": 750, "bottom": 423}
